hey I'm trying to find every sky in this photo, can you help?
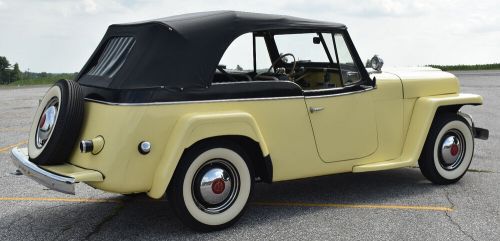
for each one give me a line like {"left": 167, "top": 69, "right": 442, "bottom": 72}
{"left": 0, "top": 0, "right": 499, "bottom": 73}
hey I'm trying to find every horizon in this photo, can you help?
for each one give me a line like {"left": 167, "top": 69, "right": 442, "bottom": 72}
{"left": 1, "top": 0, "right": 499, "bottom": 73}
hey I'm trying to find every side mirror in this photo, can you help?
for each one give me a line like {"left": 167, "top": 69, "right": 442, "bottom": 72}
{"left": 369, "top": 55, "right": 384, "bottom": 71}
{"left": 313, "top": 37, "right": 321, "bottom": 44}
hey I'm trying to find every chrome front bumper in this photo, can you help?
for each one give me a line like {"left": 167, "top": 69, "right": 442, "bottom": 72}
{"left": 458, "top": 112, "right": 489, "bottom": 140}
{"left": 473, "top": 127, "right": 489, "bottom": 140}
{"left": 10, "top": 147, "right": 76, "bottom": 195}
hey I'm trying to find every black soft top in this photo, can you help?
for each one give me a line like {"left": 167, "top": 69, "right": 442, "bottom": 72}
{"left": 77, "top": 11, "right": 346, "bottom": 89}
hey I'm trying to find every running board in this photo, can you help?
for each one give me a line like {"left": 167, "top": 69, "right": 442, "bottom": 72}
{"left": 352, "top": 159, "right": 411, "bottom": 173}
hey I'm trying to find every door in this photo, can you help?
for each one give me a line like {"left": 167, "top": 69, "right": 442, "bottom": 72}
{"left": 306, "top": 33, "right": 378, "bottom": 162}
{"left": 305, "top": 33, "right": 378, "bottom": 162}
{"left": 306, "top": 89, "right": 378, "bottom": 162}
{"left": 272, "top": 31, "right": 378, "bottom": 162}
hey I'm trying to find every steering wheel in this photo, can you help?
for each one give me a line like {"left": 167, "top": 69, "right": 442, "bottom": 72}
{"left": 254, "top": 53, "right": 297, "bottom": 80}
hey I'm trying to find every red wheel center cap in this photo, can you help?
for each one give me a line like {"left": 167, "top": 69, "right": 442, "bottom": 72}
{"left": 450, "top": 144, "right": 459, "bottom": 156}
{"left": 211, "top": 178, "right": 225, "bottom": 194}
{"left": 39, "top": 114, "right": 46, "bottom": 128}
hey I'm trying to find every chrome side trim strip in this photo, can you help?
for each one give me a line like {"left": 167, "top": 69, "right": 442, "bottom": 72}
{"left": 84, "top": 95, "right": 305, "bottom": 106}
{"left": 304, "top": 86, "right": 344, "bottom": 93}
{"left": 305, "top": 86, "right": 375, "bottom": 99}
{"left": 212, "top": 79, "right": 304, "bottom": 89}
{"left": 212, "top": 80, "right": 284, "bottom": 85}
{"left": 10, "top": 147, "right": 76, "bottom": 195}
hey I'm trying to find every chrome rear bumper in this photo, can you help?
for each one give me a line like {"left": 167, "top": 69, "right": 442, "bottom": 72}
{"left": 10, "top": 147, "right": 76, "bottom": 195}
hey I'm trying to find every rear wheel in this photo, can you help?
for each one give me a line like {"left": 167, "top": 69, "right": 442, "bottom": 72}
{"left": 28, "top": 79, "right": 84, "bottom": 165}
{"left": 418, "top": 113, "right": 474, "bottom": 184}
{"left": 168, "top": 141, "right": 254, "bottom": 231}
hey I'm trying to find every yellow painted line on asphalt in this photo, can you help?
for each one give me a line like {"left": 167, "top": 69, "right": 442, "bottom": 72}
{"left": 252, "top": 201, "right": 454, "bottom": 212}
{"left": 0, "top": 140, "right": 28, "bottom": 153}
{"left": 0, "top": 197, "right": 453, "bottom": 212}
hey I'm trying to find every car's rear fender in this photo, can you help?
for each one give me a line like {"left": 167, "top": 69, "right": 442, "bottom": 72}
{"left": 148, "top": 111, "right": 269, "bottom": 199}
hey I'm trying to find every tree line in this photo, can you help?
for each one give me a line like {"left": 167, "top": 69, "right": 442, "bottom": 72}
{"left": 428, "top": 63, "right": 500, "bottom": 71}
{"left": 0, "top": 56, "right": 21, "bottom": 84}
{"left": 0, "top": 56, "right": 77, "bottom": 85}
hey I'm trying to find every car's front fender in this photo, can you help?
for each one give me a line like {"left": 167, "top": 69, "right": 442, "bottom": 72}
{"left": 148, "top": 111, "right": 269, "bottom": 198}
{"left": 353, "top": 93, "right": 483, "bottom": 172}
{"left": 402, "top": 93, "right": 483, "bottom": 164}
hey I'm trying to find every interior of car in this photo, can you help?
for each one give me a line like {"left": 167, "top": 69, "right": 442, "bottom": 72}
{"left": 212, "top": 31, "right": 363, "bottom": 91}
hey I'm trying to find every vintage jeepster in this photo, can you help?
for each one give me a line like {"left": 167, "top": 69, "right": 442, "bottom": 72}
{"left": 10, "top": 11, "right": 488, "bottom": 231}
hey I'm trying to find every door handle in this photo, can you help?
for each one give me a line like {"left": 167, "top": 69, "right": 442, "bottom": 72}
{"left": 309, "top": 107, "right": 325, "bottom": 113}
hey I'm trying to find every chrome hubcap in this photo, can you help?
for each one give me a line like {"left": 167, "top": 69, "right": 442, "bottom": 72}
{"left": 439, "top": 129, "right": 466, "bottom": 170}
{"left": 192, "top": 159, "right": 239, "bottom": 214}
{"left": 35, "top": 98, "right": 59, "bottom": 148}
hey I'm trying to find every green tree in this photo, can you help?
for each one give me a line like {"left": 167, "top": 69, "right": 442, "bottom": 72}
{"left": 10, "top": 63, "right": 21, "bottom": 82}
{"left": 0, "top": 56, "right": 11, "bottom": 84}
{"left": 0, "top": 56, "right": 9, "bottom": 70}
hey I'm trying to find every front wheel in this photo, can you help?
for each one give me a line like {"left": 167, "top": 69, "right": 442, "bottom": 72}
{"left": 418, "top": 113, "right": 474, "bottom": 184}
{"left": 168, "top": 141, "right": 254, "bottom": 231}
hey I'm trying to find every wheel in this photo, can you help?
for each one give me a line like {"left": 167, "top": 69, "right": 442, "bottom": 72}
{"left": 418, "top": 113, "right": 474, "bottom": 184}
{"left": 28, "top": 79, "right": 84, "bottom": 165}
{"left": 168, "top": 141, "right": 254, "bottom": 231}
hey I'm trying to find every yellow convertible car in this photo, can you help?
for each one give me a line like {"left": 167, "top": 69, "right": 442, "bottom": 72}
{"left": 10, "top": 11, "right": 489, "bottom": 231}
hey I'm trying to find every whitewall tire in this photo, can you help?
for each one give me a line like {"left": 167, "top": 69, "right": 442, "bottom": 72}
{"left": 168, "top": 141, "right": 254, "bottom": 231}
{"left": 28, "top": 79, "right": 84, "bottom": 165}
{"left": 28, "top": 86, "right": 62, "bottom": 159}
{"left": 419, "top": 113, "right": 474, "bottom": 184}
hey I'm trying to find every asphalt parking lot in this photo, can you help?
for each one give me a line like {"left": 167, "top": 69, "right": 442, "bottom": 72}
{"left": 0, "top": 71, "right": 498, "bottom": 240}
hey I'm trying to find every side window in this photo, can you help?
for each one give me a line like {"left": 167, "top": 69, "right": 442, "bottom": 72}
{"left": 322, "top": 33, "right": 337, "bottom": 64}
{"left": 334, "top": 33, "right": 362, "bottom": 85}
{"left": 86, "top": 36, "right": 135, "bottom": 78}
{"left": 219, "top": 33, "right": 253, "bottom": 71}
{"left": 218, "top": 33, "right": 271, "bottom": 71}
{"left": 274, "top": 33, "right": 330, "bottom": 63}
{"left": 274, "top": 32, "right": 342, "bottom": 90}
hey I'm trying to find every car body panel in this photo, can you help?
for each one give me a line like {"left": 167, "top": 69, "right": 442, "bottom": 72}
{"left": 69, "top": 98, "right": 323, "bottom": 198}
{"left": 369, "top": 73, "right": 406, "bottom": 161}
{"left": 41, "top": 163, "right": 104, "bottom": 182}
{"left": 149, "top": 111, "right": 271, "bottom": 198}
{"left": 305, "top": 89, "right": 379, "bottom": 162}
{"left": 353, "top": 93, "right": 483, "bottom": 172}
{"left": 303, "top": 72, "right": 405, "bottom": 166}
{"left": 385, "top": 68, "right": 460, "bottom": 99}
